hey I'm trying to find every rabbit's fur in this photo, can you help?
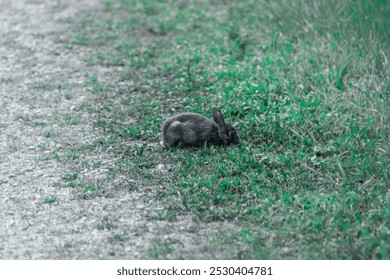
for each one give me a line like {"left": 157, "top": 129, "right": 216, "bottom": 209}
{"left": 162, "top": 107, "right": 240, "bottom": 148}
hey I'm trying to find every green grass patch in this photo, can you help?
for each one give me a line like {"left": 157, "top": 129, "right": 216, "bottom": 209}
{"left": 71, "top": 0, "right": 390, "bottom": 259}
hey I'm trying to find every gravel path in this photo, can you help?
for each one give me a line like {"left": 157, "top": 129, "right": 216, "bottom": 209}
{"left": 0, "top": 0, "right": 238, "bottom": 259}
{"left": 0, "top": 0, "right": 109, "bottom": 259}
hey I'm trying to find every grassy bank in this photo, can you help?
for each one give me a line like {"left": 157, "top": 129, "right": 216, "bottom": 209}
{"left": 66, "top": 0, "right": 389, "bottom": 259}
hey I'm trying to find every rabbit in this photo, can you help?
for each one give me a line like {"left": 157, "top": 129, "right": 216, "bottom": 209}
{"left": 162, "top": 107, "right": 240, "bottom": 148}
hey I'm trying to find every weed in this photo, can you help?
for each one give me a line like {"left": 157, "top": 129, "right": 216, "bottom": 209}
{"left": 85, "top": 74, "right": 112, "bottom": 94}
{"left": 37, "top": 143, "right": 47, "bottom": 150}
{"left": 64, "top": 93, "right": 73, "bottom": 100}
{"left": 63, "top": 173, "right": 79, "bottom": 181}
{"left": 43, "top": 195, "right": 57, "bottom": 204}
{"left": 82, "top": 183, "right": 103, "bottom": 199}
{"left": 152, "top": 210, "right": 175, "bottom": 221}
{"left": 50, "top": 153, "right": 61, "bottom": 160}
{"left": 42, "top": 130, "right": 56, "bottom": 138}
{"left": 109, "top": 234, "right": 125, "bottom": 243}
{"left": 97, "top": 216, "right": 117, "bottom": 230}
{"left": 148, "top": 238, "right": 174, "bottom": 260}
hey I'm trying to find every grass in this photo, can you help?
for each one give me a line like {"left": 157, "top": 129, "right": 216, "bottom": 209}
{"left": 66, "top": 0, "right": 390, "bottom": 259}
{"left": 148, "top": 238, "right": 174, "bottom": 260}
{"left": 97, "top": 216, "right": 117, "bottom": 230}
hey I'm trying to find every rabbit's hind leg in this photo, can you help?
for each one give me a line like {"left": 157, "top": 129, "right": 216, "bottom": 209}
{"left": 163, "top": 121, "right": 182, "bottom": 148}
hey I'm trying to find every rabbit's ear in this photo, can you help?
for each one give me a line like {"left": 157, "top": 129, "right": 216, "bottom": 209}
{"left": 212, "top": 108, "right": 226, "bottom": 126}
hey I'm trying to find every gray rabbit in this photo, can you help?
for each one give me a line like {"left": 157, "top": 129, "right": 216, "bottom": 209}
{"left": 162, "top": 107, "right": 240, "bottom": 148}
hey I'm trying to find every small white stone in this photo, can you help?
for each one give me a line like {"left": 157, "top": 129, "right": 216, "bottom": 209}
{"left": 155, "top": 164, "right": 165, "bottom": 171}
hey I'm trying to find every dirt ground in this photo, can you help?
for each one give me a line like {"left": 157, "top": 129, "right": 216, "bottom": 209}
{"left": 0, "top": 0, "right": 242, "bottom": 259}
